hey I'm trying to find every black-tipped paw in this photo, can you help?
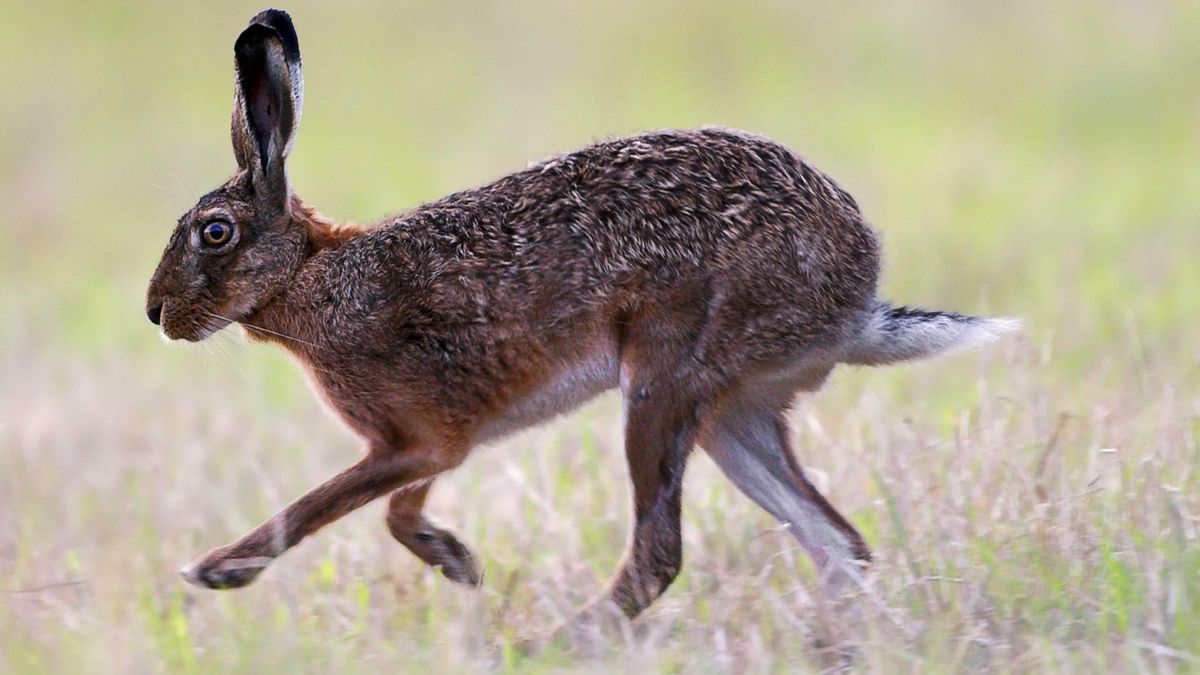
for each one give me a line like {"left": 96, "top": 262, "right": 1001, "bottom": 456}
{"left": 404, "top": 528, "right": 482, "bottom": 587}
{"left": 431, "top": 532, "right": 483, "bottom": 587}
{"left": 180, "top": 547, "right": 271, "bottom": 590}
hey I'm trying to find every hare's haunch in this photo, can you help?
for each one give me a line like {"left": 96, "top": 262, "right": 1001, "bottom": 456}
{"left": 147, "top": 9, "right": 1017, "bottom": 624}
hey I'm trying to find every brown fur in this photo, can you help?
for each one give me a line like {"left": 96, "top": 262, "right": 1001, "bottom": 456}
{"left": 147, "top": 10, "right": 1012, "bottom": 622}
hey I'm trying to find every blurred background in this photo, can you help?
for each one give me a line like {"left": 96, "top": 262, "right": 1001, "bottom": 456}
{"left": 1, "top": 1, "right": 1197, "bottom": 672}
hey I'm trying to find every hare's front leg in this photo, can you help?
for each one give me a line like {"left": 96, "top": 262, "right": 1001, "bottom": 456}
{"left": 385, "top": 481, "right": 482, "bottom": 586}
{"left": 182, "top": 447, "right": 443, "bottom": 590}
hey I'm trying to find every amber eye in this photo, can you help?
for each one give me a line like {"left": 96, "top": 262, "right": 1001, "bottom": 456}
{"left": 201, "top": 221, "right": 233, "bottom": 247}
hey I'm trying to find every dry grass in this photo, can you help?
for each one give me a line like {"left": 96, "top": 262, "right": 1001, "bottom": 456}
{"left": 3, "top": 318, "right": 1197, "bottom": 672}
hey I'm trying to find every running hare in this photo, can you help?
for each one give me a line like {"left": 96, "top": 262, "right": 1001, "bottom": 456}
{"left": 146, "top": 9, "right": 1016, "bottom": 620}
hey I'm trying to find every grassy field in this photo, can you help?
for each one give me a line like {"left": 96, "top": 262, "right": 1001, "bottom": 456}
{"left": 2, "top": 1, "right": 1199, "bottom": 672}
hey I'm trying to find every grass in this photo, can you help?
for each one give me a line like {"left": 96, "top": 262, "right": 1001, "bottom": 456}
{"left": 1, "top": 0, "right": 1198, "bottom": 672}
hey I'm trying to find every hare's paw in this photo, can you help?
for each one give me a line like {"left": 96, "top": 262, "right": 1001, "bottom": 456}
{"left": 421, "top": 529, "right": 483, "bottom": 587}
{"left": 180, "top": 547, "right": 272, "bottom": 590}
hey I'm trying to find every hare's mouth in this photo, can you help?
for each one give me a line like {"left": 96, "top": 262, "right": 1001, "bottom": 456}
{"left": 162, "top": 319, "right": 225, "bottom": 343}
{"left": 197, "top": 310, "right": 240, "bottom": 339}
{"left": 156, "top": 303, "right": 235, "bottom": 342}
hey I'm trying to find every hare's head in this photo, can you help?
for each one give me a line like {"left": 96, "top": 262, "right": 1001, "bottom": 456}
{"left": 147, "top": 9, "right": 307, "bottom": 341}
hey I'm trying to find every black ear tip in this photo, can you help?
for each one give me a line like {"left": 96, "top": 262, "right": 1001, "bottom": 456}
{"left": 258, "top": 8, "right": 291, "bottom": 22}
{"left": 252, "top": 8, "right": 294, "bottom": 33}
{"left": 245, "top": 8, "right": 301, "bottom": 63}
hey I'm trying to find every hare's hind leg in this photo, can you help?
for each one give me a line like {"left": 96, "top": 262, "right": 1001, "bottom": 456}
{"left": 385, "top": 481, "right": 482, "bottom": 586}
{"left": 591, "top": 314, "right": 722, "bottom": 621}
{"left": 533, "top": 383, "right": 706, "bottom": 651}
{"left": 701, "top": 377, "right": 870, "bottom": 586}
{"left": 603, "top": 379, "right": 707, "bottom": 618}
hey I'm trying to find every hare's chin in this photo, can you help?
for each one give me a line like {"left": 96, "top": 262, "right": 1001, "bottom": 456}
{"left": 158, "top": 318, "right": 230, "bottom": 343}
{"left": 195, "top": 317, "right": 234, "bottom": 341}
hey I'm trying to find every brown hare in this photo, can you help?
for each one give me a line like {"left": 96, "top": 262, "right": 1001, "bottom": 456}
{"left": 146, "top": 9, "right": 1016, "bottom": 621}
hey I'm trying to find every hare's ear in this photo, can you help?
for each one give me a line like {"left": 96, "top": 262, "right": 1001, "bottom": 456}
{"left": 231, "top": 9, "right": 303, "bottom": 204}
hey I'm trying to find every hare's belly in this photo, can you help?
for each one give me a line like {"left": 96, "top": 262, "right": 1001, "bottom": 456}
{"left": 475, "top": 348, "right": 619, "bottom": 443}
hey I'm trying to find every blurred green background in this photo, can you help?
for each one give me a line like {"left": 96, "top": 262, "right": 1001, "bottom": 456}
{"left": 2, "top": 1, "right": 1198, "bottom": 672}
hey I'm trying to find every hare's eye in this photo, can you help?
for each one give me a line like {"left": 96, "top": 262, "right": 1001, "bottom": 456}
{"left": 201, "top": 221, "right": 233, "bottom": 247}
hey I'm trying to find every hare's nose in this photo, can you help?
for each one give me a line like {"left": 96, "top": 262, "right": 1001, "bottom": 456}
{"left": 147, "top": 303, "right": 163, "bottom": 325}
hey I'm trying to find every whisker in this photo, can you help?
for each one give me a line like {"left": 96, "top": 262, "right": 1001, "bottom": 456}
{"left": 204, "top": 311, "right": 319, "bottom": 349}
{"left": 201, "top": 313, "right": 370, "bottom": 385}
{"left": 210, "top": 332, "right": 255, "bottom": 384}
{"left": 212, "top": 330, "right": 250, "bottom": 355}
{"left": 152, "top": 171, "right": 196, "bottom": 212}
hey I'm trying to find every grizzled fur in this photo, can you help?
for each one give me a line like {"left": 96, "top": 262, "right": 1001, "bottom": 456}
{"left": 146, "top": 9, "right": 1016, "bottom": 627}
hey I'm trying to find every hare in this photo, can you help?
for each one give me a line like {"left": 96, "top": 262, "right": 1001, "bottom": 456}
{"left": 146, "top": 9, "right": 1016, "bottom": 621}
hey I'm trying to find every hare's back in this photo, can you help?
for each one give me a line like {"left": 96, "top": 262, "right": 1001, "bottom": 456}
{"left": 507, "top": 128, "right": 876, "bottom": 320}
{"left": 366, "top": 128, "right": 879, "bottom": 348}
{"left": 419, "top": 128, "right": 873, "bottom": 281}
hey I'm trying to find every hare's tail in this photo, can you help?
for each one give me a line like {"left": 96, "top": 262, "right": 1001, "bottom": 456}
{"left": 841, "top": 301, "right": 1020, "bottom": 366}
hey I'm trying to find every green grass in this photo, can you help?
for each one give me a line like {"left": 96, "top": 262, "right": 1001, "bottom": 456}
{"left": 2, "top": 0, "right": 1199, "bottom": 672}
